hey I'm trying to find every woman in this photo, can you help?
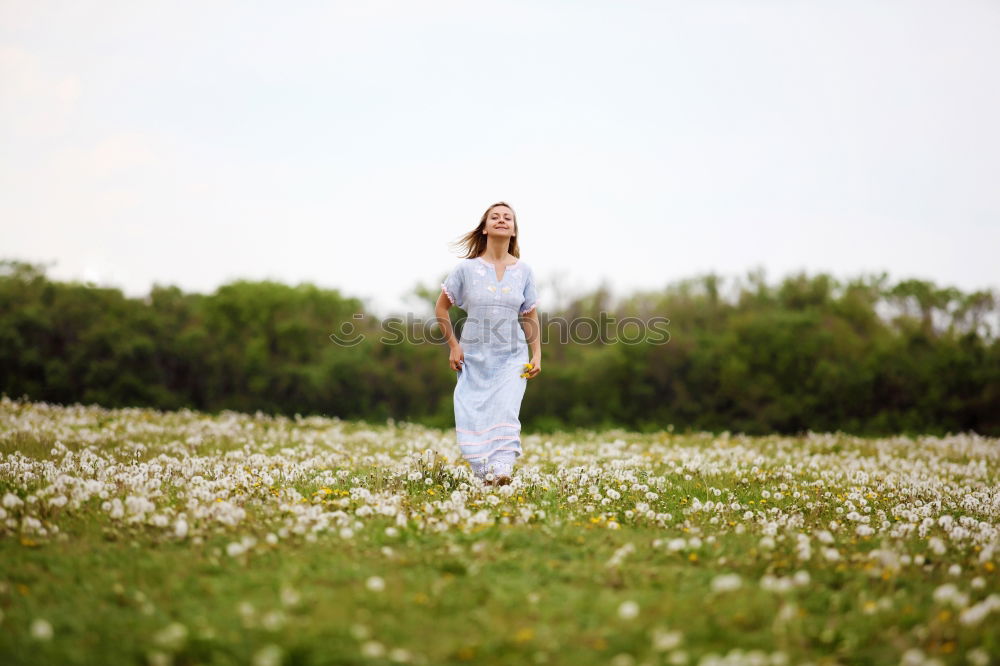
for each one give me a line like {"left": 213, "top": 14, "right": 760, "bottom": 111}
{"left": 435, "top": 201, "right": 542, "bottom": 486}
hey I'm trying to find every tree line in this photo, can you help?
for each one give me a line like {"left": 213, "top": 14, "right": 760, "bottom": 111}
{"left": 1, "top": 259, "right": 997, "bottom": 436}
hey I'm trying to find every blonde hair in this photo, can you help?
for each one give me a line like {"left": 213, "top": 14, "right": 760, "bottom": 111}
{"left": 449, "top": 201, "right": 520, "bottom": 259}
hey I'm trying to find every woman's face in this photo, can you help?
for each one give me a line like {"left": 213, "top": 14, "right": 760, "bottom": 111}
{"left": 484, "top": 206, "right": 516, "bottom": 238}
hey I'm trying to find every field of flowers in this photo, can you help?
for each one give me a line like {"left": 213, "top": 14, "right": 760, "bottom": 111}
{"left": 1, "top": 396, "right": 998, "bottom": 666}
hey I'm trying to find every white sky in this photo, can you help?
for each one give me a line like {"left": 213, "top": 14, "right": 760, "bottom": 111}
{"left": 2, "top": 0, "right": 998, "bottom": 317}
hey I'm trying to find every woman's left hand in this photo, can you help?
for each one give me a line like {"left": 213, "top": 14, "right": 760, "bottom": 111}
{"left": 521, "top": 357, "right": 542, "bottom": 379}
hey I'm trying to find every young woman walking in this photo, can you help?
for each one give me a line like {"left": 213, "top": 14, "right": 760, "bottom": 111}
{"left": 435, "top": 201, "right": 542, "bottom": 485}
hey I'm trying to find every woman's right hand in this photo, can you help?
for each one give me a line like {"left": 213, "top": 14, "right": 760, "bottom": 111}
{"left": 449, "top": 345, "right": 465, "bottom": 372}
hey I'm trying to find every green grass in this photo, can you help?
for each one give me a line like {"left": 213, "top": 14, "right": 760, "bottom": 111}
{"left": 0, "top": 398, "right": 998, "bottom": 665}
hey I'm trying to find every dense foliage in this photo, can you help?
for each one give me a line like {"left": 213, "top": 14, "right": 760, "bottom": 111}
{"left": 1, "top": 259, "right": 997, "bottom": 435}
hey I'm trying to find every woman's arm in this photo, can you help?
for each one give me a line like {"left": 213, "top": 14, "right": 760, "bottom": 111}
{"left": 435, "top": 291, "right": 464, "bottom": 371}
{"left": 519, "top": 309, "right": 542, "bottom": 378}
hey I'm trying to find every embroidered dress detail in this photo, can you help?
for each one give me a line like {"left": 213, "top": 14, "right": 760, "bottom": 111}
{"left": 463, "top": 445, "right": 522, "bottom": 460}
{"left": 441, "top": 257, "right": 539, "bottom": 480}
{"left": 456, "top": 422, "right": 521, "bottom": 434}
{"left": 460, "top": 435, "right": 517, "bottom": 446}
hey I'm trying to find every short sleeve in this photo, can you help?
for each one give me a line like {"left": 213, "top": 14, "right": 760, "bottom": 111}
{"left": 519, "top": 266, "right": 538, "bottom": 314}
{"left": 441, "top": 262, "right": 465, "bottom": 308}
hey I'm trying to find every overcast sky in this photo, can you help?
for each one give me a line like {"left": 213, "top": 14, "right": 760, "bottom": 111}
{"left": 2, "top": 0, "right": 998, "bottom": 317}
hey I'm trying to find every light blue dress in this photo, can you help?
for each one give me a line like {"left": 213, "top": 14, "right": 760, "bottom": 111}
{"left": 441, "top": 256, "right": 539, "bottom": 479}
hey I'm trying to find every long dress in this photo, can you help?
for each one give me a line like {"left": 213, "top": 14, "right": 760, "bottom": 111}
{"left": 441, "top": 256, "right": 539, "bottom": 479}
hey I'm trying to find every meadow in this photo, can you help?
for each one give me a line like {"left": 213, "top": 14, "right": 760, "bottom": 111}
{"left": 0, "top": 396, "right": 997, "bottom": 666}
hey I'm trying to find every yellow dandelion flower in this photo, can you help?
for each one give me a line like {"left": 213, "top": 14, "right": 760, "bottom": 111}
{"left": 514, "top": 628, "right": 534, "bottom": 643}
